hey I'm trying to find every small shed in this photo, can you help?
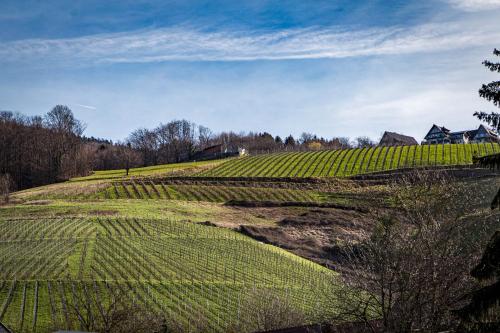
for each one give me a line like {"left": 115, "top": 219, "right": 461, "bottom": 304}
{"left": 379, "top": 131, "right": 418, "bottom": 146}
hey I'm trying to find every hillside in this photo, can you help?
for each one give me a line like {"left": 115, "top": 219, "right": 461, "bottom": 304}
{"left": 0, "top": 213, "right": 339, "bottom": 332}
{"left": 2, "top": 143, "right": 499, "bottom": 332}
{"left": 0, "top": 166, "right": 348, "bottom": 332}
{"left": 199, "top": 143, "right": 500, "bottom": 178}
{"left": 71, "top": 159, "right": 227, "bottom": 182}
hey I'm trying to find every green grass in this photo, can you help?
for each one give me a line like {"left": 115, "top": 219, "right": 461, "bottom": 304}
{"left": 199, "top": 143, "right": 500, "bottom": 178}
{"left": 0, "top": 199, "right": 278, "bottom": 227}
{"left": 0, "top": 216, "right": 339, "bottom": 332}
{"left": 16, "top": 180, "right": 325, "bottom": 204}
{"left": 70, "top": 159, "right": 229, "bottom": 182}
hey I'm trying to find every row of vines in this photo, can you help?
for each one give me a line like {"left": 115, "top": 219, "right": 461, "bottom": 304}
{"left": 0, "top": 217, "right": 338, "bottom": 332}
{"left": 23, "top": 182, "right": 324, "bottom": 203}
{"left": 200, "top": 143, "right": 500, "bottom": 178}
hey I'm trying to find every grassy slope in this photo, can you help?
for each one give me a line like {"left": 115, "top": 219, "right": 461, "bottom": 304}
{"left": 1, "top": 165, "right": 342, "bottom": 332}
{"left": 14, "top": 181, "right": 326, "bottom": 204}
{"left": 6, "top": 145, "right": 495, "bottom": 331}
{"left": 199, "top": 143, "right": 500, "bottom": 178}
{"left": 70, "top": 159, "right": 228, "bottom": 182}
{"left": 0, "top": 214, "right": 338, "bottom": 332}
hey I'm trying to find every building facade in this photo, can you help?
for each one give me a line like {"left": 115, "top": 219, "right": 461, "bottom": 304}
{"left": 422, "top": 124, "right": 499, "bottom": 144}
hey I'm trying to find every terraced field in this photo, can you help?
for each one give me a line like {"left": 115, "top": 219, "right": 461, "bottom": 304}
{"left": 200, "top": 143, "right": 500, "bottom": 178}
{"left": 0, "top": 216, "right": 338, "bottom": 332}
{"left": 70, "top": 159, "right": 227, "bottom": 182}
{"left": 18, "top": 180, "right": 325, "bottom": 203}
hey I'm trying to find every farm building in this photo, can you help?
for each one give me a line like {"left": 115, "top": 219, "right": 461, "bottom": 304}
{"left": 422, "top": 124, "right": 500, "bottom": 144}
{"left": 379, "top": 131, "right": 418, "bottom": 146}
{"left": 191, "top": 143, "right": 246, "bottom": 161}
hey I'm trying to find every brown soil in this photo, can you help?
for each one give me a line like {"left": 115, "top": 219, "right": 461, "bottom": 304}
{"left": 236, "top": 205, "right": 381, "bottom": 270}
{"left": 88, "top": 209, "right": 119, "bottom": 216}
{"left": 23, "top": 200, "right": 52, "bottom": 205}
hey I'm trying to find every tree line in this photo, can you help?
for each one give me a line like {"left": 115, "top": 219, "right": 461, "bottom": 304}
{"left": 126, "top": 122, "right": 375, "bottom": 167}
{"left": 0, "top": 106, "right": 375, "bottom": 193}
{"left": 0, "top": 105, "right": 89, "bottom": 192}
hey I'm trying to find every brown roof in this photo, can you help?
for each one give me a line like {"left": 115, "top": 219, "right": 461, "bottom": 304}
{"left": 379, "top": 131, "right": 418, "bottom": 146}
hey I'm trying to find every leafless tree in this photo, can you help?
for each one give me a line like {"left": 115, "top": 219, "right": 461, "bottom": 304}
{"left": 128, "top": 128, "right": 160, "bottom": 166}
{"left": 68, "top": 282, "right": 165, "bottom": 333}
{"left": 0, "top": 108, "right": 91, "bottom": 190}
{"left": 331, "top": 172, "right": 498, "bottom": 332}
{"left": 336, "top": 137, "right": 352, "bottom": 149}
{"left": 355, "top": 136, "right": 375, "bottom": 148}
{"left": 0, "top": 173, "right": 12, "bottom": 203}
{"left": 198, "top": 125, "right": 213, "bottom": 150}
{"left": 155, "top": 120, "right": 197, "bottom": 163}
{"left": 228, "top": 287, "right": 307, "bottom": 333}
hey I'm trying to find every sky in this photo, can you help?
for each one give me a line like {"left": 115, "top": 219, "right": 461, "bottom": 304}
{"left": 1, "top": 0, "right": 500, "bottom": 142}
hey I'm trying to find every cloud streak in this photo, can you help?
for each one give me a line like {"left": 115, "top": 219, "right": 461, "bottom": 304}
{"left": 1, "top": 17, "right": 499, "bottom": 65}
{"left": 75, "top": 103, "right": 97, "bottom": 110}
{"left": 447, "top": 0, "right": 500, "bottom": 11}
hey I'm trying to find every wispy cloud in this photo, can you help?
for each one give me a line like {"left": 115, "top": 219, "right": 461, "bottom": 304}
{"left": 75, "top": 103, "right": 97, "bottom": 110}
{"left": 1, "top": 17, "right": 499, "bottom": 65}
{"left": 447, "top": 0, "right": 500, "bottom": 11}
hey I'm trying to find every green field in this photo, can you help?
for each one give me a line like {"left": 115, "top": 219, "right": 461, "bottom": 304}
{"left": 70, "top": 159, "right": 227, "bottom": 182}
{"left": 0, "top": 216, "right": 338, "bottom": 332}
{"left": 16, "top": 180, "right": 326, "bottom": 204}
{"left": 199, "top": 143, "right": 500, "bottom": 178}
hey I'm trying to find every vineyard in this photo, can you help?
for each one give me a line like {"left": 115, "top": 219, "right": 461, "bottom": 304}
{"left": 70, "top": 159, "right": 226, "bottom": 182}
{"left": 0, "top": 216, "right": 338, "bottom": 332}
{"left": 18, "top": 181, "right": 327, "bottom": 203}
{"left": 4, "top": 143, "right": 499, "bottom": 332}
{"left": 199, "top": 143, "right": 500, "bottom": 178}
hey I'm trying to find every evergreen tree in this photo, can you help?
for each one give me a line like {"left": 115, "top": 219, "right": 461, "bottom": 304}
{"left": 284, "top": 135, "right": 296, "bottom": 147}
{"left": 456, "top": 230, "right": 500, "bottom": 332}
{"left": 459, "top": 49, "right": 500, "bottom": 331}
{"left": 474, "top": 48, "right": 500, "bottom": 133}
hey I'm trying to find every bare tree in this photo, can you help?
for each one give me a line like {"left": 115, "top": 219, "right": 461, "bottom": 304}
{"left": 128, "top": 128, "right": 159, "bottom": 166}
{"left": 228, "top": 287, "right": 306, "bottom": 333}
{"left": 116, "top": 142, "right": 135, "bottom": 176}
{"left": 300, "top": 132, "right": 315, "bottom": 144}
{"left": 45, "top": 105, "right": 85, "bottom": 136}
{"left": 68, "top": 282, "right": 165, "bottom": 333}
{"left": 331, "top": 172, "right": 498, "bottom": 332}
{"left": 198, "top": 125, "right": 213, "bottom": 150}
{"left": 354, "top": 136, "right": 375, "bottom": 148}
{"left": 335, "top": 137, "right": 352, "bottom": 149}
{"left": 0, "top": 173, "right": 12, "bottom": 203}
{"left": 0, "top": 108, "right": 91, "bottom": 190}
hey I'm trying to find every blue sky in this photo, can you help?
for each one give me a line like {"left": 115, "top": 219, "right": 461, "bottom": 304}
{"left": 1, "top": 0, "right": 500, "bottom": 142}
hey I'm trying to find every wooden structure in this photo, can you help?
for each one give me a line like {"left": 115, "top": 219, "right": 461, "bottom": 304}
{"left": 379, "top": 131, "right": 418, "bottom": 146}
